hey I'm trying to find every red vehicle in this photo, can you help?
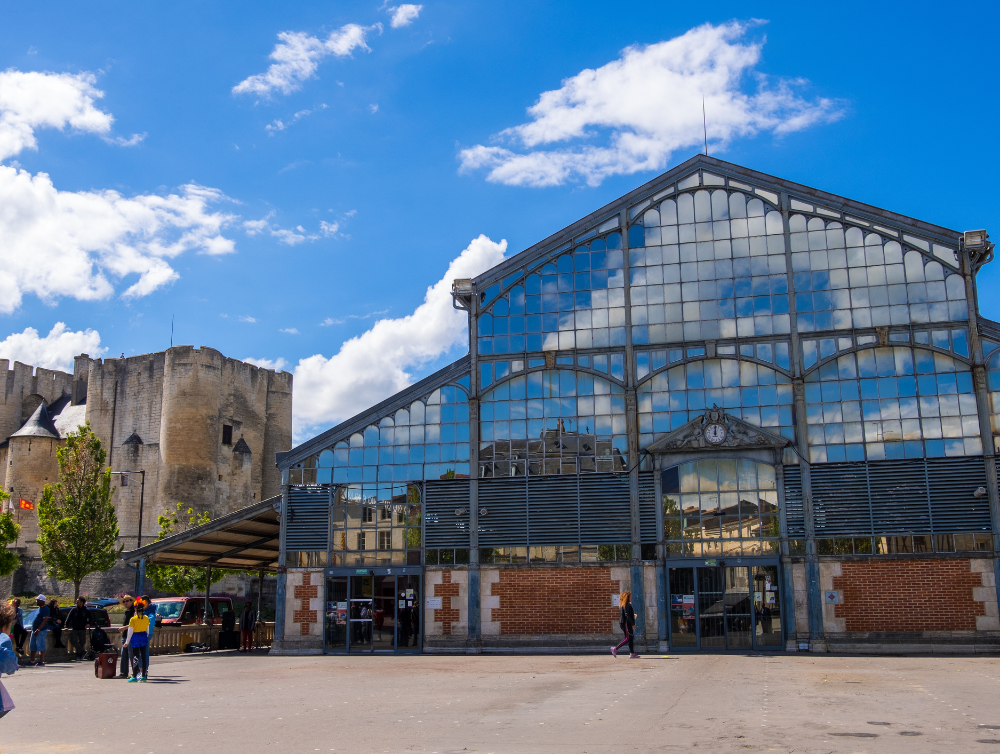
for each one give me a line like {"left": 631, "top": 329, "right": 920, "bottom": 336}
{"left": 151, "top": 596, "right": 234, "bottom": 626}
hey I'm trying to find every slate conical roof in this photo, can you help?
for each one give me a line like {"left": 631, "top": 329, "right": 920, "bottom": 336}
{"left": 11, "top": 402, "right": 59, "bottom": 439}
{"left": 232, "top": 436, "right": 252, "bottom": 455}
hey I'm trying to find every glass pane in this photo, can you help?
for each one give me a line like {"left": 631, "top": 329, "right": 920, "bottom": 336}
{"left": 669, "top": 567, "right": 697, "bottom": 647}
{"left": 753, "top": 566, "right": 782, "bottom": 647}
{"left": 698, "top": 568, "right": 725, "bottom": 648}
{"left": 399, "top": 575, "right": 420, "bottom": 649}
{"left": 725, "top": 567, "right": 752, "bottom": 648}
{"left": 349, "top": 576, "right": 374, "bottom": 652}
{"left": 325, "top": 577, "right": 348, "bottom": 652}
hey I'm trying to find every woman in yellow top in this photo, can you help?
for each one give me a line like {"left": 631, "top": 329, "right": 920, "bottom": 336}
{"left": 125, "top": 599, "right": 150, "bottom": 683}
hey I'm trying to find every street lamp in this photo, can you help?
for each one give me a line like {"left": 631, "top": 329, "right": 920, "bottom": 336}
{"left": 112, "top": 469, "right": 146, "bottom": 593}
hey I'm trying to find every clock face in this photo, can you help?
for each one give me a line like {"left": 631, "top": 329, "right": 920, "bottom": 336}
{"left": 704, "top": 423, "right": 727, "bottom": 445}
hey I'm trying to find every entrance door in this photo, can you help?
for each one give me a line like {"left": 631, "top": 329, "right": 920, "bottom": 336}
{"left": 324, "top": 573, "right": 421, "bottom": 653}
{"left": 667, "top": 563, "right": 782, "bottom": 650}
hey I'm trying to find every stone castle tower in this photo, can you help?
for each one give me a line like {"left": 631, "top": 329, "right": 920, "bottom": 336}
{"left": 0, "top": 345, "right": 292, "bottom": 594}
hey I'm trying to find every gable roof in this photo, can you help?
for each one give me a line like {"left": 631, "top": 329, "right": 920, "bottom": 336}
{"left": 277, "top": 355, "right": 471, "bottom": 470}
{"left": 474, "top": 154, "right": 964, "bottom": 290}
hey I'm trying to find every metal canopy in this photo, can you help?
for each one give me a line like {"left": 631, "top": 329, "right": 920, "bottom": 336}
{"left": 121, "top": 496, "right": 281, "bottom": 572}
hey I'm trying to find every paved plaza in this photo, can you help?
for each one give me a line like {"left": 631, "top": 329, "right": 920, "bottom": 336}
{"left": 3, "top": 651, "right": 1000, "bottom": 753}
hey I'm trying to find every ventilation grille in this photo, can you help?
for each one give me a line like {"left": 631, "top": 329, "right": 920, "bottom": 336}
{"left": 528, "top": 475, "right": 579, "bottom": 545}
{"left": 477, "top": 477, "right": 527, "bottom": 547}
{"left": 782, "top": 465, "right": 804, "bottom": 537}
{"left": 639, "top": 471, "right": 656, "bottom": 543}
{"left": 802, "top": 457, "right": 991, "bottom": 535}
{"left": 424, "top": 479, "right": 470, "bottom": 547}
{"left": 285, "top": 486, "right": 330, "bottom": 550}
{"left": 579, "top": 474, "right": 631, "bottom": 544}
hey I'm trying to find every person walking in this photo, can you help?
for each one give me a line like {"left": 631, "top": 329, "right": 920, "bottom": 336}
{"left": 9, "top": 599, "right": 26, "bottom": 657}
{"left": 611, "top": 590, "right": 639, "bottom": 659}
{"left": 125, "top": 597, "right": 150, "bottom": 682}
{"left": 0, "top": 601, "right": 19, "bottom": 719}
{"left": 117, "top": 596, "right": 136, "bottom": 678}
{"left": 238, "top": 601, "right": 257, "bottom": 653}
{"left": 28, "top": 594, "right": 50, "bottom": 666}
{"left": 64, "top": 598, "right": 92, "bottom": 661}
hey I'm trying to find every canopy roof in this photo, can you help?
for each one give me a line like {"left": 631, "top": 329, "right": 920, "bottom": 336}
{"left": 121, "top": 496, "right": 280, "bottom": 572}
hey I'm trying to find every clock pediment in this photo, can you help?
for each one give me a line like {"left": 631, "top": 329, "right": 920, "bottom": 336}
{"left": 643, "top": 405, "right": 790, "bottom": 453}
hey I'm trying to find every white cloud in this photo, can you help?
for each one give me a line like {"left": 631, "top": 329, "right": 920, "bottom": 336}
{"left": 459, "top": 21, "right": 844, "bottom": 187}
{"left": 0, "top": 70, "right": 237, "bottom": 311}
{"left": 387, "top": 4, "right": 422, "bottom": 28}
{"left": 280, "top": 327, "right": 299, "bottom": 334}
{"left": 233, "top": 24, "right": 382, "bottom": 97}
{"left": 319, "top": 220, "right": 339, "bottom": 236}
{"left": 319, "top": 308, "right": 388, "bottom": 327}
{"left": 291, "top": 235, "right": 506, "bottom": 439}
{"left": 238, "top": 315, "right": 257, "bottom": 323}
{"left": 0, "top": 322, "right": 106, "bottom": 372}
{"left": 243, "top": 356, "right": 288, "bottom": 371}
{"left": 265, "top": 104, "right": 327, "bottom": 135}
{"left": 368, "top": 103, "right": 378, "bottom": 114}
{"left": 243, "top": 213, "right": 319, "bottom": 245}
{"left": 103, "top": 132, "right": 146, "bottom": 147}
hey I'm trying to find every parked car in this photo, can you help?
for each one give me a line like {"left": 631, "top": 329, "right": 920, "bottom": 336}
{"left": 151, "top": 597, "right": 234, "bottom": 626}
{"left": 85, "top": 598, "right": 121, "bottom": 608}
{"left": 20, "top": 606, "right": 111, "bottom": 630}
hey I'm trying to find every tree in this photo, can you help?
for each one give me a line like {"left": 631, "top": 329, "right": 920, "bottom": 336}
{"left": 145, "top": 503, "right": 211, "bottom": 594}
{"left": 0, "top": 489, "right": 21, "bottom": 577}
{"left": 37, "top": 422, "right": 122, "bottom": 600}
{"left": 146, "top": 502, "right": 250, "bottom": 594}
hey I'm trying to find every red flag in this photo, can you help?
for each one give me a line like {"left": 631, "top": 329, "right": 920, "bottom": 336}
{"left": 18, "top": 499, "right": 33, "bottom": 510}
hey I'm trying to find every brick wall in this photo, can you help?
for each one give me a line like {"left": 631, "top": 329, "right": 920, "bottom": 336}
{"left": 831, "top": 559, "right": 986, "bottom": 632}
{"left": 486, "top": 567, "right": 623, "bottom": 635}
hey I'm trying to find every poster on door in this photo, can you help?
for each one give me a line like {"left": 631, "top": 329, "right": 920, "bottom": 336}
{"left": 671, "top": 594, "right": 695, "bottom": 619}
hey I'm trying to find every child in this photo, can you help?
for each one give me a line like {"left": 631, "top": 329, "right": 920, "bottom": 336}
{"left": 0, "top": 601, "right": 19, "bottom": 718}
{"left": 125, "top": 598, "right": 151, "bottom": 683}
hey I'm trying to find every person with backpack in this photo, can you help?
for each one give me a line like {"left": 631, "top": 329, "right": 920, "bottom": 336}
{"left": 125, "top": 597, "right": 151, "bottom": 682}
{"left": 611, "top": 590, "right": 639, "bottom": 659}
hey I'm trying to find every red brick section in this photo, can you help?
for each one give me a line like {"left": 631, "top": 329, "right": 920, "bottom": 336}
{"left": 491, "top": 568, "right": 620, "bottom": 635}
{"left": 293, "top": 572, "right": 319, "bottom": 636}
{"left": 434, "top": 571, "right": 461, "bottom": 635}
{"left": 832, "top": 559, "right": 985, "bottom": 632}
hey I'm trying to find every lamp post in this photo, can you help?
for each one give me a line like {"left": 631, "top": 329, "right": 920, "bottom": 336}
{"left": 112, "top": 469, "right": 146, "bottom": 593}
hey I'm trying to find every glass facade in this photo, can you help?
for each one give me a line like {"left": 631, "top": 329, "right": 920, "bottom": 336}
{"left": 329, "top": 484, "right": 422, "bottom": 566}
{"left": 479, "top": 369, "right": 627, "bottom": 476}
{"left": 628, "top": 190, "right": 789, "bottom": 342}
{"left": 804, "top": 346, "right": 981, "bottom": 463}
{"left": 662, "top": 460, "right": 780, "bottom": 557}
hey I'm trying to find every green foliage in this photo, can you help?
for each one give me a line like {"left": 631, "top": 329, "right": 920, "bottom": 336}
{"left": 145, "top": 502, "right": 251, "bottom": 595}
{"left": 36, "top": 422, "right": 122, "bottom": 600}
{"left": 0, "top": 487, "right": 20, "bottom": 577}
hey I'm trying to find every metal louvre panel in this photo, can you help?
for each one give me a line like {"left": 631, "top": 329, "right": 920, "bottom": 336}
{"left": 927, "top": 457, "right": 991, "bottom": 531}
{"left": 527, "top": 475, "right": 578, "bottom": 545}
{"left": 868, "top": 460, "right": 931, "bottom": 533}
{"left": 782, "top": 465, "right": 804, "bottom": 536}
{"left": 639, "top": 471, "right": 656, "bottom": 543}
{"left": 811, "top": 463, "right": 870, "bottom": 536}
{"left": 286, "top": 486, "right": 330, "bottom": 550}
{"left": 579, "top": 473, "right": 631, "bottom": 544}
{"left": 424, "top": 479, "right": 470, "bottom": 547}
{"left": 477, "top": 477, "right": 527, "bottom": 547}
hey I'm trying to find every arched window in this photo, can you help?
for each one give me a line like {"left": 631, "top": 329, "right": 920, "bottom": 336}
{"left": 479, "top": 369, "right": 626, "bottom": 476}
{"left": 805, "top": 347, "right": 980, "bottom": 463}
{"left": 637, "top": 358, "right": 794, "bottom": 447}
{"left": 628, "top": 190, "right": 789, "bottom": 344}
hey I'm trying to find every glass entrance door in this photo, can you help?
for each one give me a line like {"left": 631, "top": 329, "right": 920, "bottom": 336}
{"left": 324, "top": 572, "right": 421, "bottom": 653}
{"left": 667, "top": 563, "right": 782, "bottom": 650}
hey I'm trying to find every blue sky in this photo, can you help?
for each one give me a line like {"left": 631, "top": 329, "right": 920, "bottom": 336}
{"left": 0, "top": 1, "right": 997, "bottom": 439}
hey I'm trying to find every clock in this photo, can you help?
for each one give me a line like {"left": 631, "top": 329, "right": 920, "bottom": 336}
{"left": 704, "top": 423, "right": 727, "bottom": 445}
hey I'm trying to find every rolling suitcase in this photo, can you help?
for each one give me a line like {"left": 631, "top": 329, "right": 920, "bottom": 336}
{"left": 94, "top": 652, "right": 117, "bottom": 679}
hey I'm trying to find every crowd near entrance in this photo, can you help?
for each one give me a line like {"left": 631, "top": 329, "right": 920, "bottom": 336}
{"left": 667, "top": 562, "right": 783, "bottom": 651}
{"left": 324, "top": 568, "right": 421, "bottom": 653}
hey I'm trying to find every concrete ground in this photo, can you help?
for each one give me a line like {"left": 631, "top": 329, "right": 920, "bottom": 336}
{"left": 3, "top": 651, "right": 1000, "bottom": 753}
